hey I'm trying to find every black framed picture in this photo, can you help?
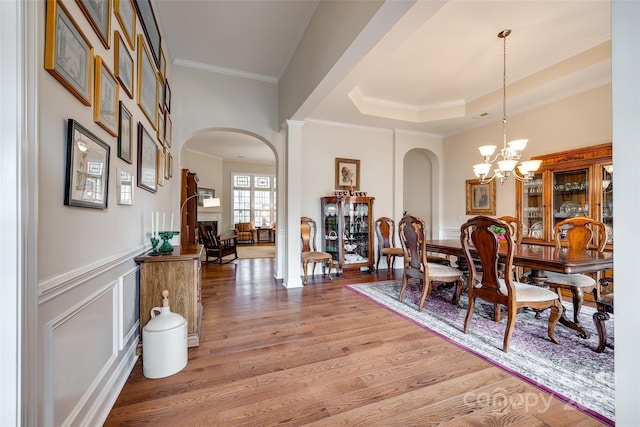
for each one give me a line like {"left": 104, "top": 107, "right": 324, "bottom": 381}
{"left": 164, "top": 80, "right": 171, "bottom": 113}
{"left": 118, "top": 101, "right": 133, "bottom": 163}
{"left": 137, "top": 122, "right": 158, "bottom": 193}
{"left": 64, "top": 119, "right": 110, "bottom": 209}
{"left": 133, "top": 0, "right": 161, "bottom": 67}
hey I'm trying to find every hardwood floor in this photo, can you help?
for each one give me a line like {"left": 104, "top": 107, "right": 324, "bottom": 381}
{"left": 105, "top": 258, "right": 605, "bottom": 426}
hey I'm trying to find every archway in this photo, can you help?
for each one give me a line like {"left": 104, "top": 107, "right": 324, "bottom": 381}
{"left": 179, "top": 128, "right": 278, "bottom": 254}
{"left": 402, "top": 148, "right": 440, "bottom": 239}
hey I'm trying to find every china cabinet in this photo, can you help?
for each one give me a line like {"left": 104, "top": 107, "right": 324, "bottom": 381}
{"left": 321, "top": 196, "right": 375, "bottom": 273}
{"left": 516, "top": 143, "right": 612, "bottom": 248}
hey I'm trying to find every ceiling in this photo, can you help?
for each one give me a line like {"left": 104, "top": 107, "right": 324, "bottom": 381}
{"left": 154, "top": 0, "right": 611, "bottom": 164}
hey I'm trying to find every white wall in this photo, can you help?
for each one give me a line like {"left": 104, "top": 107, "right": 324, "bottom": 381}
{"left": 35, "top": 0, "right": 175, "bottom": 424}
{"left": 442, "top": 84, "right": 612, "bottom": 232}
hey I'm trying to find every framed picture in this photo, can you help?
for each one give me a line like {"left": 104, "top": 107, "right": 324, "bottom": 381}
{"left": 465, "top": 179, "right": 496, "bottom": 215}
{"left": 133, "top": 0, "right": 161, "bottom": 67}
{"left": 114, "top": 0, "right": 136, "bottom": 50}
{"left": 137, "top": 122, "right": 157, "bottom": 193}
{"left": 94, "top": 55, "right": 119, "bottom": 136}
{"left": 164, "top": 80, "right": 171, "bottom": 112}
{"left": 157, "top": 147, "right": 165, "bottom": 186}
{"left": 168, "top": 153, "right": 174, "bottom": 178}
{"left": 137, "top": 34, "right": 158, "bottom": 129}
{"left": 335, "top": 158, "right": 360, "bottom": 191}
{"left": 159, "top": 47, "right": 166, "bottom": 82}
{"left": 157, "top": 107, "right": 165, "bottom": 145}
{"left": 64, "top": 119, "right": 110, "bottom": 209}
{"left": 114, "top": 31, "right": 133, "bottom": 99}
{"left": 164, "top": 111, "right": 172, "bottom": 147}
{"left": 75, "top": 0, "right": 111, "bottom": 48}
{"left": 197, "top": 188, "right": 215, "bottom": 206}
{"left": 163, "top": 147, "right": 170, "bottom": 179}
{"left": 44, "top": 0, "right": 94, "bottom": 106}
{"left": 117, "top": 101, "right": 133, "bottom": 163}
{"left": 116, "top": 168, "right": 134, "bottom": 205}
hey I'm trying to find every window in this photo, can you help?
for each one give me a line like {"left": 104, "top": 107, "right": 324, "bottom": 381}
{"left": 232, "top": 173, "right": 276, "bottom": 226}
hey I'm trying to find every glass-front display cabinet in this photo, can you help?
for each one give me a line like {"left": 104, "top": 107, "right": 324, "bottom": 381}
{"left": 321, "top": 196, "right": 375, "bottom": 273}
{"left": 516, "top": 143, "right": 612, "bottom": 248}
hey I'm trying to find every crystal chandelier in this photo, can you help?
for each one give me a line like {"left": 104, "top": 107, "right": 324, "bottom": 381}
{"left": 473, "top": 29, "right": 541, "bottom": 183}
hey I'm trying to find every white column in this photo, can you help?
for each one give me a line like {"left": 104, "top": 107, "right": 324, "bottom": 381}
{"left": 612, "top": 1, "right": 640, "bottom": 424}
{"left": 282, "top": 120, "right": 304, "bottom": 288}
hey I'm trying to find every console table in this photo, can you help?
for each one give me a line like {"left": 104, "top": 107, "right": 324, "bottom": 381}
{"left": 135, "top": 245, "right": 203, "bottom": 350}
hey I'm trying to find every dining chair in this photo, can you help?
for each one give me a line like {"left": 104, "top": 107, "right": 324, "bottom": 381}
{"left": 375, "top": 217, "right": 404, "bottom": 275}
{"left": 497, "top": 215, "right": 523, "bottom": 280}
{"left": 524, "top": 216, "right": 607, "bottom": 325}
{"left": 300, "top": 216, "right": 338, "bottom": 284}
{"left": 593, "top": 291, "right": 614, "bottom": 352}
{"left": 398, "top": 215, "right": 464, "bottom": 311}
{"left": 461, "top": 215, "right": 562, "bottom": 352}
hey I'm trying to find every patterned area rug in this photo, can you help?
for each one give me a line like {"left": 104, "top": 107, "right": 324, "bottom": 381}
{"left": 347, "top": 280, "right": 614, "bottom": 425}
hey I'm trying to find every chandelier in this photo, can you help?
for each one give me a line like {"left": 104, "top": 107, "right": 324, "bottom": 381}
{"left": 473, "top": 29, "right": 541, "bottom": 183}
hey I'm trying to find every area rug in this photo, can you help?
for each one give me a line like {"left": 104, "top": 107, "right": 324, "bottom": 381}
{"left": 236, "top": 244, "right": 275, "bottom": 259}
{"left": 347, "top": 280, "right": 614, "bottom": 425}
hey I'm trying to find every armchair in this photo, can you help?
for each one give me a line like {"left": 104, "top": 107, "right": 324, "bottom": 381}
{"left": 235, "top": 222, "right": 256, "bottom": 243}
{"left": 199, "top": 224, "right": 238, "bottom": 264}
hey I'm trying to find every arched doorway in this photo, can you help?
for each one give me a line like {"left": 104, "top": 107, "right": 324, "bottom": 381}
{"left": 179, "top": 128, "right": 278, "bottom": 256}
{"left": 402, "top": 148, "right": 440, "bottom": 239}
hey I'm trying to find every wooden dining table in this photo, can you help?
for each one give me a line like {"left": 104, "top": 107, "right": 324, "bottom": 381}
{"left": 425, "top": 239, "right": 613, "bottom": 338}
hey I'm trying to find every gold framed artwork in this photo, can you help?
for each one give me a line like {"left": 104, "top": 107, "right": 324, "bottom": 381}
{"left": 114, "top": 30, "right": 134, "bottom": 99}
{"left": 75, "top": 0, "right": 111, "bottom": 48}
{"left": 465, "top": 179, "right": 496, "bottom": 215}
{"left": 44, "top": 0, "right": 94, "bottom": 106}
{"left": 335, "top": 158, "right": 360, "bottom": 191}
{"left": 157, "top": 147, "right": 165, "bottom": 186}
{"left": 164, "top": 111, "right": 172, "bottom": 148}
{"left": 159, "top": 47, "right": 166, "bottom": 82}
{"left": 114, "top": 0, "right": 136, "bottom": 50}
{"left": 137, "top": 122, "right": 157, "bottom": 193}
{"left": 137, "top": 34, "right": 158, "bottom": 130}
{"left": 94, "top": 55, "right": 119, "bottom": 136}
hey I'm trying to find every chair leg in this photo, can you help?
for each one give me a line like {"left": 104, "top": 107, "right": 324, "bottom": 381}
{"left": 303, "top": 260, "right": 309, "bottom": 284}
{"left": 418, "top": 279, "right": 430, "bottom": 312}
{"left": 386, "top": 254, "right": 392, "bottom": 276}
{"left": 547, "top": 300, "right": 562, "bottom": 345}
{"left": 571, "top": 287, "right": 585, "bottom": 324}
{"left": 593, "top": 310, "right": 610, "bottom": 352}
{"left": 399, "top": 274, "right": 409, "bottom": 303}
{"left": 502, "top": 309, "right": 517, "bottom": 352}
{"left": 376, "top": 252, "right": 381, "bottom": 271}
{"left": 464, "top": 296, "right": 476, "bottom": 334}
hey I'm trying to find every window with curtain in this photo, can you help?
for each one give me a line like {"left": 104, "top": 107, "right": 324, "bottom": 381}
{"left": 232, "top": 173, "right": 276, "bottom": 227}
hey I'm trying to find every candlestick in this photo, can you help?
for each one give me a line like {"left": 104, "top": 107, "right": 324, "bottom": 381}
{"left": 162, "top": 212, "right": 166, "bottom": 232}
{"left": 170, "top": 213, "right": 174, "bottom": 232}
{"left": 155, "top": 212, "right": 159, "bottom": 238}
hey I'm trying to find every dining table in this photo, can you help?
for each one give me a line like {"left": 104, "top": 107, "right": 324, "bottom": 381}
{"left": 425, "top": 239, "right": 613, "bottom": 338}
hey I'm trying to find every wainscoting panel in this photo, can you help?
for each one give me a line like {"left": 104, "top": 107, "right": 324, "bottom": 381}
{"left": 47, "top": 285, "right": 116, "bottom": 426}
{"left": 38, "top": 254, "right": 141, "bottom": 427}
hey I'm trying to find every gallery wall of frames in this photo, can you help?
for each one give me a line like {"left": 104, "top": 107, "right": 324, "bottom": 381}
{"left": 45, "top": 0, "right": 174, "bottom": 209}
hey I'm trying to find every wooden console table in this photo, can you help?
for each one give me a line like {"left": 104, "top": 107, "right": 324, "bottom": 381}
{"left": 135, "top": 245, "right": 203, "bottom": 350}
{"left": 255, "top": 227, "right": 275, "bottom": 243}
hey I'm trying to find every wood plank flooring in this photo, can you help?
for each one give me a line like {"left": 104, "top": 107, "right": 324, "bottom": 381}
{"left": 104, "top": 258, "right": 605, "bottom": 426}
